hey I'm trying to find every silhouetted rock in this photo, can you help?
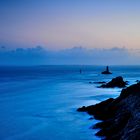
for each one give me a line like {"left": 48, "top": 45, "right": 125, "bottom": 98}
{"left": 100, "top": 76, "right": 127, "bottom": 88}
{"left": 101, "top": 66, "right": 112, "bottom": 74}
{"left": 120, "top": 82, "right": 140, "bottom": 98}
{"left": 77, "top": 82, "right": 140, "bottom": 140}
{"left": 94, "top": 81, "right": 106, "bottom": 84}
{"left": 89, "top": 81, "right": 106, "bottom": 84}
{"left": 77, "top": 98, "right": 115, "bottom": 120}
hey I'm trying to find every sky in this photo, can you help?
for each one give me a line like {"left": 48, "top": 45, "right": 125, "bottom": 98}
{"left": 0, "top": 0, "right": 140, "bottom": 65}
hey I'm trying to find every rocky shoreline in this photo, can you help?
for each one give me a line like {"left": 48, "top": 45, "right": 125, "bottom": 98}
{"left": 77, "top": 81, "right": 140, "bottom": 140}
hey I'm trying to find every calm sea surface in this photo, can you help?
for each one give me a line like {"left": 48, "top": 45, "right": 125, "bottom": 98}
{"left": 0, "top": 65, "right": 140, "bottom": 140}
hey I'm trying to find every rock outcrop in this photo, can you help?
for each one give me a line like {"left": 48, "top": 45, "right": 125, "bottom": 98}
{"left": 94, "top": 81, "right": 106, "bottom": 84}
{"left": 100, "top": 76, "right": 127, "bottom": 88}
{"left": 89, "top": 81, "right": 106, "bottom": 84}
{"left": 77, "top": 83, "right": 140, "bottom": 140}
{"left": 101, "top": 66, "right": 112, "bottom": 74}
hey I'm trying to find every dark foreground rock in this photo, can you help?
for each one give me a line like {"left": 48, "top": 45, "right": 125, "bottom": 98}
{"left": 100, "top": 76, "right": 127, "bottom": 88}
{"left": 77, "top": 83, "right": 140, "bottom": 140}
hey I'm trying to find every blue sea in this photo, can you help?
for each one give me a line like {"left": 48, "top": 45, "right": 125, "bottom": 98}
{"left": 0, "top": 65, "right": 140, "bottom": 140}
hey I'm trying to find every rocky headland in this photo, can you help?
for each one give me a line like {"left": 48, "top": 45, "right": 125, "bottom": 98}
{"left": 77, "top": 82, "right": 140, "bottom": 140}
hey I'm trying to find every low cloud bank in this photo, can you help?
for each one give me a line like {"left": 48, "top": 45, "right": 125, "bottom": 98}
{"left": 0, "top": 46, "right": 139, "bottom": 65}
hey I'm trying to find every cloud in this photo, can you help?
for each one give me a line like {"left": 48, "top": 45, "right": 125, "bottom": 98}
{"left": 0, "top": 46, "right": 139, "bottom": 65}
{"left": 46, "top": 47, "right": 130, "bottom": 65}
{"left": 0, "top": 46, "right": 47, "bottom": 65}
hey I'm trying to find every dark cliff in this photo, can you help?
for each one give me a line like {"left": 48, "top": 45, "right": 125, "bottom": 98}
{"left": 78, "top": 83, "right": 140, "bottom": 140}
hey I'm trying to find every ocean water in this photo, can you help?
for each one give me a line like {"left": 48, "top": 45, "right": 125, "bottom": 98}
{"left": 0, "top": 65, "right": 140, "bottom": 140}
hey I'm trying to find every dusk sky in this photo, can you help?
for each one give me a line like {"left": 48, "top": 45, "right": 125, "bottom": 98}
{"left": 0, "top": 0, "right": 140, "bottom": 65}
{"left": 1, "top": 0, "right": 140, "bottom": 49}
